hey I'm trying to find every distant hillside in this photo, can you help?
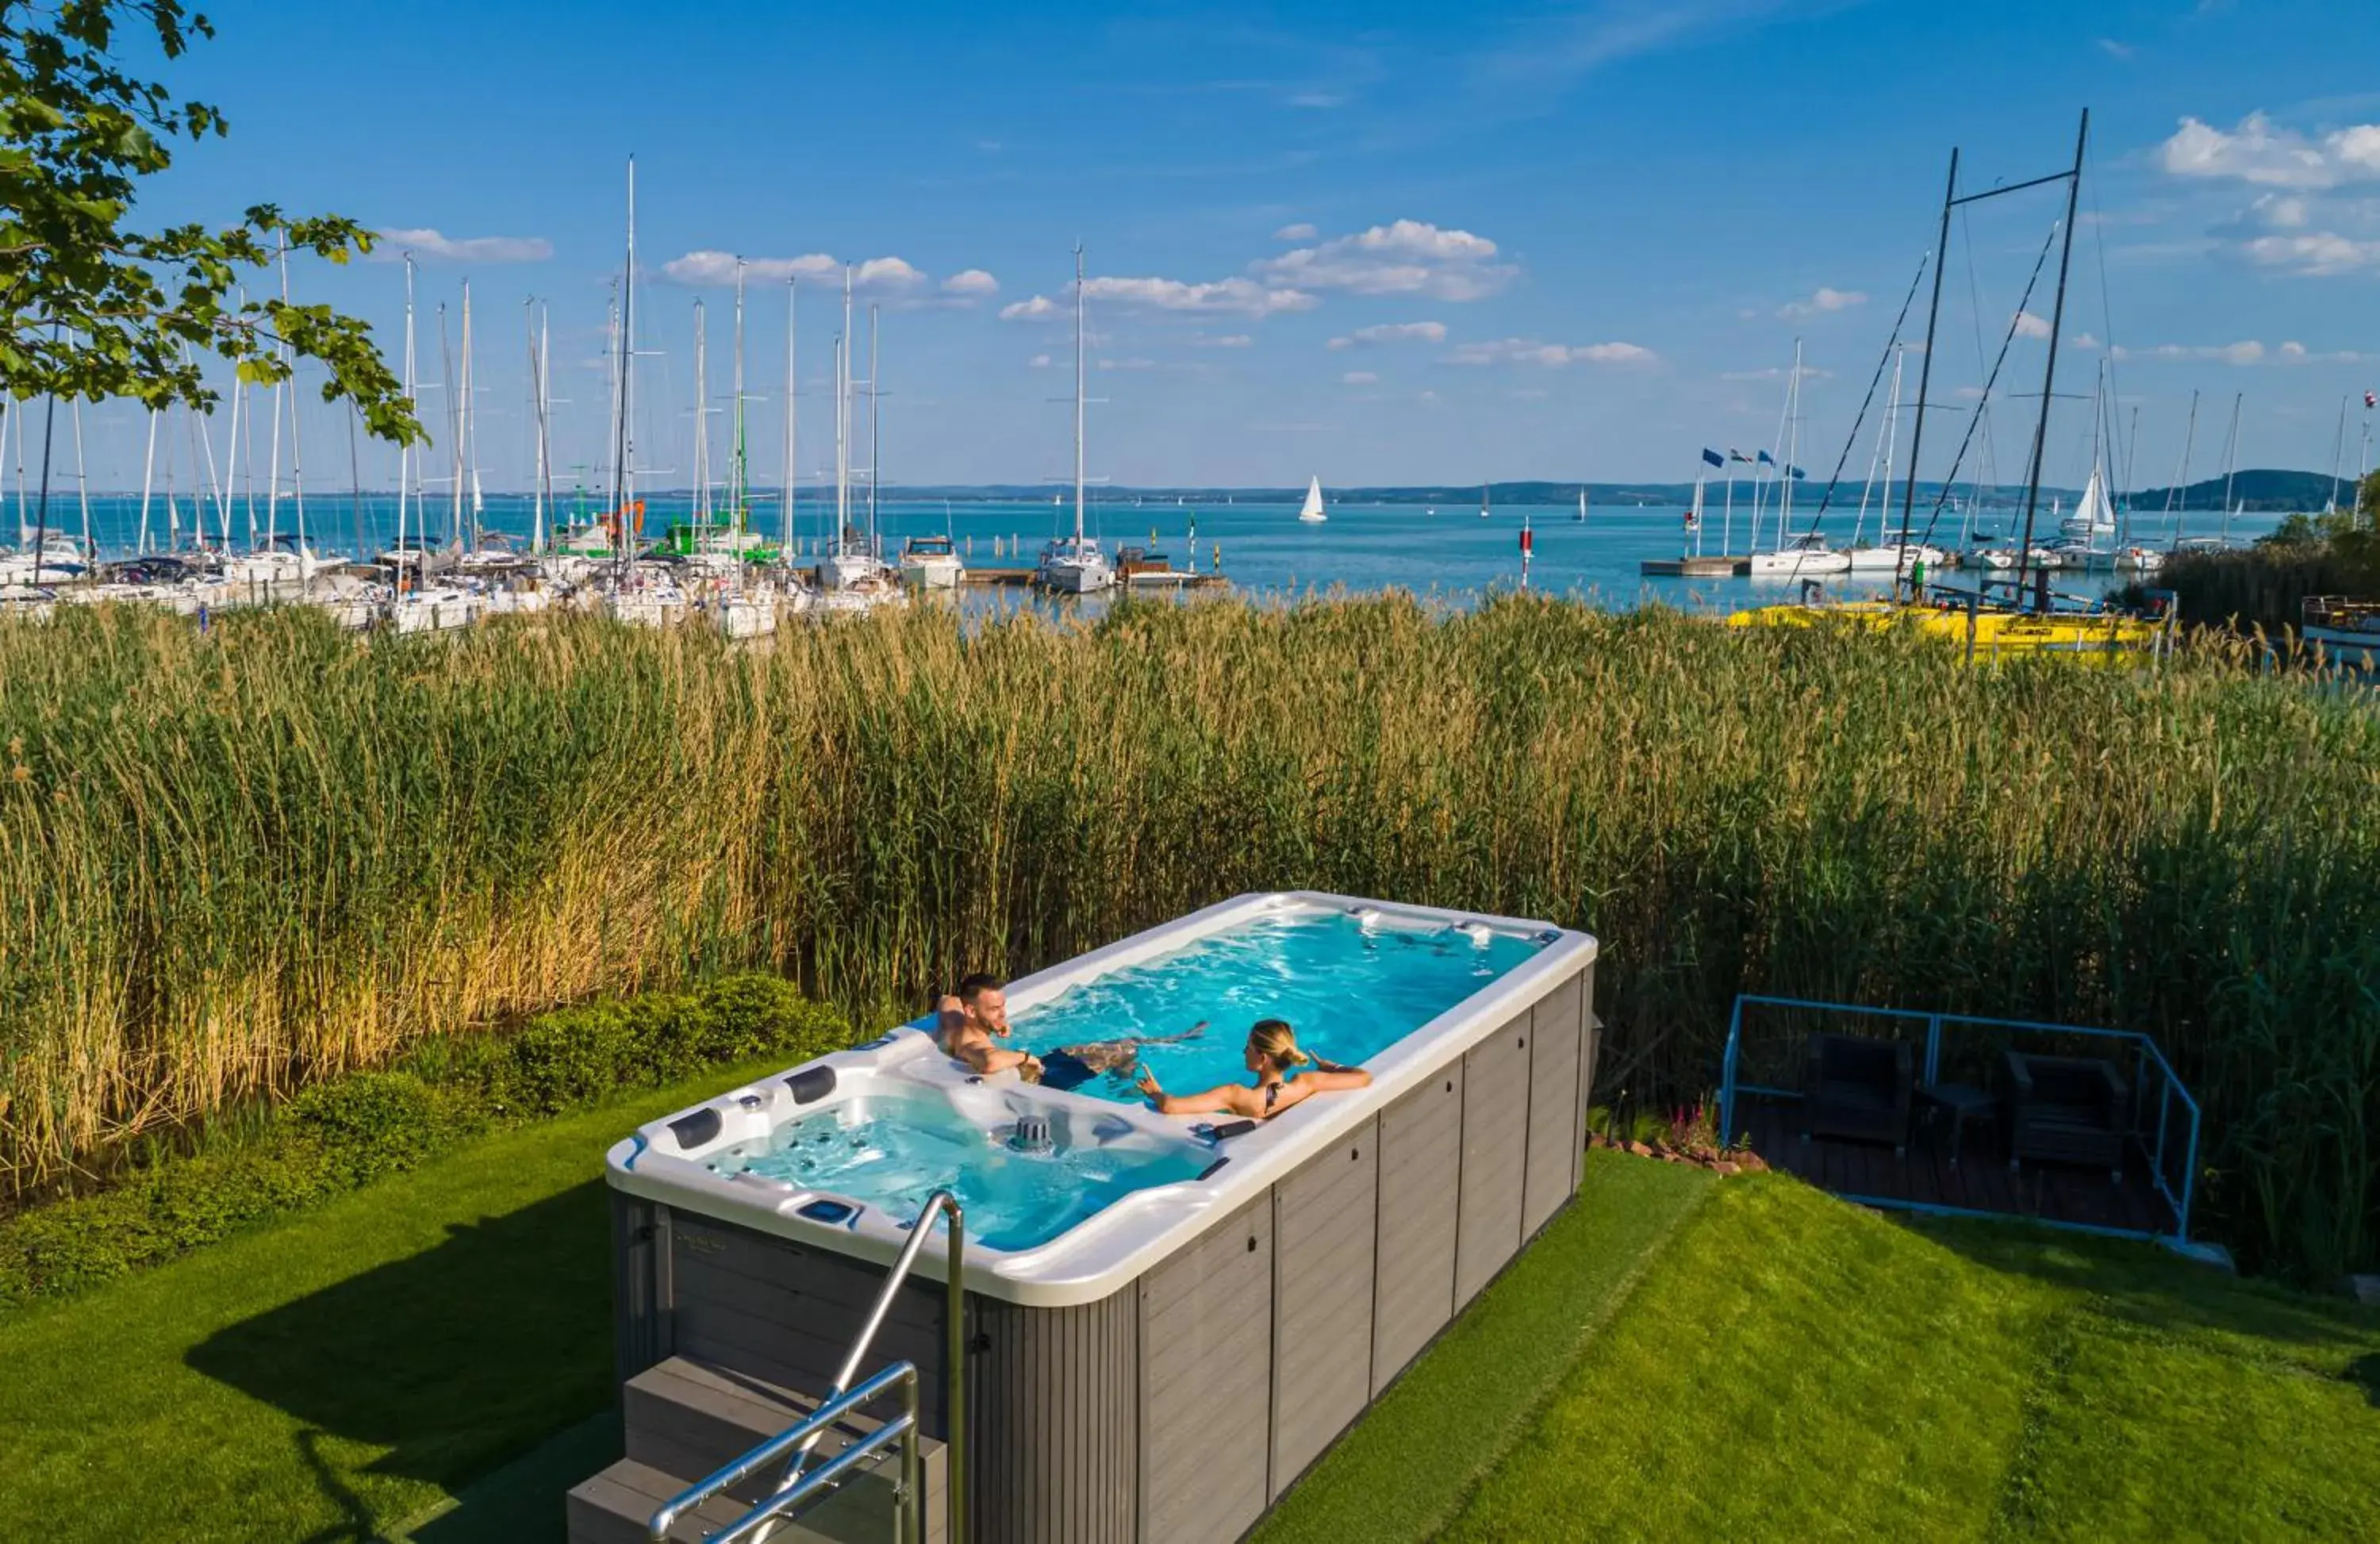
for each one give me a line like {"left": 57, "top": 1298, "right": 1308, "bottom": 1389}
{"left": 2121, "top": 468, "right": 2343, "bottom": 513}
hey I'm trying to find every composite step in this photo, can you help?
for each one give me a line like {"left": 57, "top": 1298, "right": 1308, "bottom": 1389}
{"left": 566, "top": 1356, "right": 945, "bottom": 1544}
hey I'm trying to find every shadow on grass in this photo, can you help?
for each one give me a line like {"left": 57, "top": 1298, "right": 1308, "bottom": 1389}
{"left": 2349, "top": 1352, "right": 2380, "bottom": 1410}
{"left": 186, "top": 1179, "right": 620, "bottom": 1531}
{"left": 1906, "top": 1211, "right": 2380, "bottom": 1354}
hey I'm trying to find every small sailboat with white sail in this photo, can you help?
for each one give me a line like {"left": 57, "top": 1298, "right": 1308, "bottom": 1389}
{"left": 1297, "top": 476, "right": 1326, "bottom": 524}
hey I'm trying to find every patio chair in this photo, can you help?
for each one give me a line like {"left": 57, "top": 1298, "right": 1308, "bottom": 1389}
{"left": 2003, "top": 1052, "right": 2129, "bottom": 1181}
{"left": 1801, "top": 1034, "right": 1914, "bottom": 1155}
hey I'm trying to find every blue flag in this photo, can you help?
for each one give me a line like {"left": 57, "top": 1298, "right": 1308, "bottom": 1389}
{"left": 1756, "top": 449, "right": 1776, "bottom": 467}
{"left": 1788, "top": 466, "right": 1806, "bottom": 480}
{"left": 1728, "top": 448, "right": 1753, "bottom": 463}
{"left": 1701, "top": 447, "right": 1725, "bottom": 468}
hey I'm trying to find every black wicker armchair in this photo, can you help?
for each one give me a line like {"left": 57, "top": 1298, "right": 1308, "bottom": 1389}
{"left": 2003, "top": 1052, "right": 2129, "bottom": 1181}
{"left": 1802, "top": 1034, "right": 1914, "bottom": 1155}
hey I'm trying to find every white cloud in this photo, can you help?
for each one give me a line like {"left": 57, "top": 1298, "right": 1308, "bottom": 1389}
{"left": 1326, "top": 321, "right": 1448, "bottom": 349}
{"left": 2199, "top": 188, "right": 2380, "bottom": 276}
{"left": 1273, "top": 223, "right": 1318, "bottom": 241}
{"left": 2071, "top": 332, "right": 2101, "bottom": 351}
{"left": 941, "top": 268, "right": 1000, "bottom": 297}
{"left": 2106, "top": 337, "right": 2368, "bottom": 366}
{"left": 1289, "top": 93, "right": 1345, "bottom": 109}
{"left": 1342, "top": 370, "right": 1379, "bottom": 385}
{"left": 1092, "top": 275, "right": 1315, "bottom": 315}
{"left": 1777, "top": 286, "right": 1865, "bottom": 320}
{"left": 2013, "top": 311, "right": 2052, "bottom": 340}
{"left": 2236, "top": 231, "right": 2380, "bottom": 275}
{"left": 1098, "top": 357, "right": 1158, "bottom": 371}
{"left": 2098, "top": 37, "right": 2134, "bottom": 60}
{"left": 1199, "top": 333, "right": 1255, "bottom": 348}
{"left": 662, "top": 251, "right": 934, "bottom": 291}
{"left": 373, "top": 228, "right": 552, "bottom": 263}
{"left": 853, "top": 256, "right": 926, "bottom": 290}
{"left": 1027, "top": 353, "right": 1054, "bottom": 368}
{"left": 1447, "top": 337, "right": 1656, "bottom": 367}
{"left": 1003, "top": 276, "right": 1315, "bottom": 319}
{"left": 1254, "top": 220, "right": 1518, "bottom": 301}
{"left": 2158, "top": 112, "right": 2380, "bottom": 190}
{"left": 1722, "top": 365, "right": 1833, "bottom": 382}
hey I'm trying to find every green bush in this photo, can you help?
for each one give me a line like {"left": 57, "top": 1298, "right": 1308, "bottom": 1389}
{"left": 0, "top": 974, "right": 850, "bottom": 1309}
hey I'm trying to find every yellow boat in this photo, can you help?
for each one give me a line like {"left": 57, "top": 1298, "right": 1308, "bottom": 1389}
{"left": 1725, "top": 599, "right": 2166, "bottom": 661}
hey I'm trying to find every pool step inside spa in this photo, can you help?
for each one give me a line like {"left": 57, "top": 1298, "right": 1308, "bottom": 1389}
{"left": 566, "top": 1355, "right": 949, "bottom": 1544}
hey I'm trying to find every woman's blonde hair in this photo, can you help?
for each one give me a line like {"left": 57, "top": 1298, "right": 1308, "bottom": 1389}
{"left": 1249, "top": 1019, "right": 1311, "bottom": 1072}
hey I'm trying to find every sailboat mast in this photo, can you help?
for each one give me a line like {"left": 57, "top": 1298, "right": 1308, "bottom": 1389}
{"left": 1780, "top": 338, "right": 1802, "bottom": 551}
{"left": 525, "top": 300, "right": 540, "bottom": 552}
{"left": 2014, "top": 109, "right": 2087, "bottom": 608}
{"left": 1073, "top": 244, "right": 1086, "bottom": 545}
{"left": 399, "top": 255, "right": 415, "bottom": 571}
{"left": 836, "top": 265, "right": 850, "bottom": 547}
{"left": 782, "top": 278, "right": 796, "bottom": 558}
{"left": 693, "top": 298, "right": 708, "bottom": 526}
{"left": 137, "top": 409, "right": 158, "bottom": 554}
{"left": 2220, "top": 392, "right": 2243, "bottom": 546}
{"left": 71, "top": 398, "right": 89, "bottom": 561}
{"left": 1898, "top": 150, "right": 1958, "bottom": 592}
{"left": 2167, "top": 389, "right": 2200, "bottom": 547}
{"left": 610, "top": 158, "right": 637, "bottom": 579}
{"left": 731, "top": 260, "right": 746, "bottom": 530}
{"left": 279, "top": 240, "right": 308, "bottom": 585}
{"left": 868, "top": 303, "right": 881, "bottom": 555}
{"left": 266, "top": 255, "right": 287, "bottom": 551}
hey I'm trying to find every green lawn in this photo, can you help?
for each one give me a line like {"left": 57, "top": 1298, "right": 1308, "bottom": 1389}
{"left": 1284, "top": 1171, "right": 2380, "bottom": 1543}
{"left": 6, "top": 1090, "right": 2375, "bottom": 1544}
{"left": 0, "top": 1060, "right": 791, "bottom": 1544}
{"left": 1253, "top": 1150, "right": 1717, "bottom": 1544}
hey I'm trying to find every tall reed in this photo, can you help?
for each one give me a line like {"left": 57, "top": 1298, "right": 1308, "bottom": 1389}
{"left": 2, "top": 597, "right": 2375, "bottom": 1277}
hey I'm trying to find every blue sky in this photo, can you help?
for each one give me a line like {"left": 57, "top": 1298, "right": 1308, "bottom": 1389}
{"left": 86, "top": 0, "right": 2380, "bottom": 493}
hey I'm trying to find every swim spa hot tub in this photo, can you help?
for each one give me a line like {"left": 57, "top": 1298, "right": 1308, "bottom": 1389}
{"left": 578, "top": 892, "right": 1599, "bottom": 1544}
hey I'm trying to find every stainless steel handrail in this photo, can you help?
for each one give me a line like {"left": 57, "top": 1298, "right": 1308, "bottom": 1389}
{"left": 751, "top": 1188, "right": 967, "bottom": 1544}
{"left": 647, "top": 1362, "right": 918, "bottom": 1542}
{"left": 710, "top": 1404, "right": 919, "bottom": 1544}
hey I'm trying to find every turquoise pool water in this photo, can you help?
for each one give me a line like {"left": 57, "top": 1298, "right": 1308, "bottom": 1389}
{"left": 1012, "top": 907, "right": 1548, "bottom": 1104}
{"left": 707, "top": 1089, "right": 1212, "bottom": 1251}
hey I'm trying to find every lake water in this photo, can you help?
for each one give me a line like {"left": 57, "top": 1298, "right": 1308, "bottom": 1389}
{"left": 16, "top": 490, "right": 2287, "bottom": 615}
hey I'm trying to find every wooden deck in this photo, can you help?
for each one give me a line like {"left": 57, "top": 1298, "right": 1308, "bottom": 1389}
{"left": 1741, "top": 1097, "right": 2180, "bottom": 1237}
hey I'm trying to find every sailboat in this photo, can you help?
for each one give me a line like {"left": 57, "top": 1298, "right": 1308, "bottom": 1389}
{"left": 1479, "top": 483, "right": 1491, "bottom": 519}
{"left": 1036, "top": 247, "right": 1117, "bottom": 595}
{"left": 1575, "top": 487, "right": 1587, "bottom": 524}
{"left": 1841, "top": 348, "right": 1946, "bottom": 574}
{"left": 1297, "top": 475, "right": 1326, "bottom": 524}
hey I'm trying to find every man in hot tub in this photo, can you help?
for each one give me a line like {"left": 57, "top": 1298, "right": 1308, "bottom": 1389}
{"left": 935, "top": 974, "right": 1044, "bottom": 1081}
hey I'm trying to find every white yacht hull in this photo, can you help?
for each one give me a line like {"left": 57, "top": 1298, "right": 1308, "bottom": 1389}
{"left": 1039, "top": 559, "right": 1115, "bottom": 593}
{"left": 900, "top": 555, "right": 963, "bottom": 590}
{"left": 1749, "top": 548, "right": 1852, "bottom": 576}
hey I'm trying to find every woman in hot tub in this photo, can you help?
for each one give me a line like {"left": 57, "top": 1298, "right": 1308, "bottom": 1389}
{"left": 1134, "top": 1019, "right": 1369, "bottom": 1120}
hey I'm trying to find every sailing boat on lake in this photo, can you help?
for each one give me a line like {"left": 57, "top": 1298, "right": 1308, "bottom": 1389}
{"left": 1297, "top": 475, "right": 1326, "bottom": 524}
{"left": 1035, "top": 246, "right": 1116, "bottom": 595}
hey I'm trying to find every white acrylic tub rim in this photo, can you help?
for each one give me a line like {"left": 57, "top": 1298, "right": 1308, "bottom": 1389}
{"left": 606, "top": 890, "right": 1598, "bottom": 1308}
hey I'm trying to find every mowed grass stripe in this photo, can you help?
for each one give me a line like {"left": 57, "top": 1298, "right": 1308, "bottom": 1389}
{"left": 1252, "top": 1150, "right": 1718, "bottom": 1544}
